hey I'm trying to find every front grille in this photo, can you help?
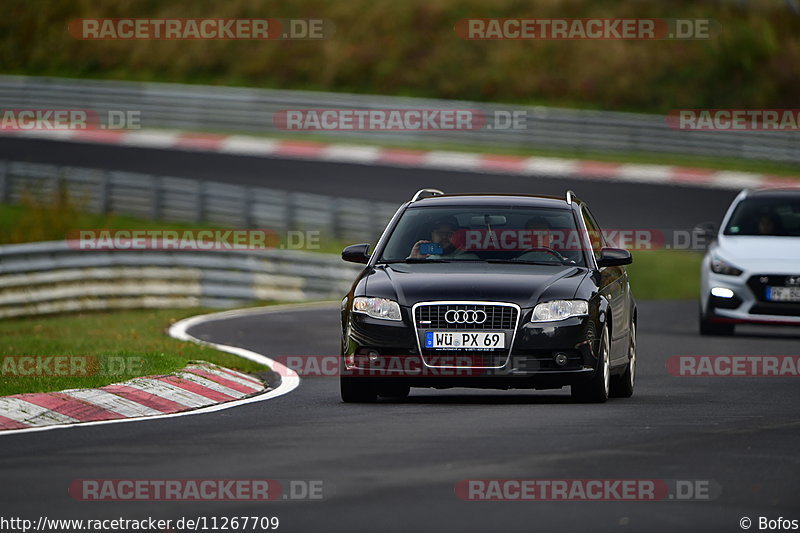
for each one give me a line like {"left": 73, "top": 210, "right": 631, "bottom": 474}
{"left": 414, "top": 302, "right": 519, "bottom": 368}
{"left": 749, "top": 303, "right": 800, "bottom": 317}
{"left": 747, "top": 274, "right": 800, "bottom": 303}
{"left": 415, "top": 303, "right": 517, "bottom": 330}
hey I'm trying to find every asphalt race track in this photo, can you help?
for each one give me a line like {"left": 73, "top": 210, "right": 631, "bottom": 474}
{"left": 1, "top": 301, "right": 799, "bottom": 532}
{"left": 0, "top": 138, "right": 798, "bottom": 532}
{"left": 0, "top": 136, "right": 738, "bottom": 229}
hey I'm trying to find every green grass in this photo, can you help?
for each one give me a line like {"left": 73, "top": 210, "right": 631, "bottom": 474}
{"left": 0, "top": 199, "right": 352, "bottom": 252}
{"left": 0, "top": 307, "right": 272, "bottom": 396}
{"left": 3, "top": 0, "right": 798, "bottom": 115}
{"left": 627, "top": 250, "right": 702, "bottom": 300}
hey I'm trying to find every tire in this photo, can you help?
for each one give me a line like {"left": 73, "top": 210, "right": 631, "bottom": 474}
{"left": 377, "top": 383, "right": 410, "bottom": 400}
{"left": 571, "top": 324, "right": 610, "bottom": 403}
{"left": 340, "top": 376, "right": 377, "bottom": 403}
{"left": 699, "top": 304, "right": 735, "bottom": 336}
{"left": 610, "top": 321, "right": 635, "bottom": 398}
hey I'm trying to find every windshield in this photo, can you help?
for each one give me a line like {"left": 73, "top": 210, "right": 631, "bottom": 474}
{"left": 377, "top": 205, "right": 587, "bottom": 266}
{"left": 724, "top": 196, "right": 800, "bottom": 237}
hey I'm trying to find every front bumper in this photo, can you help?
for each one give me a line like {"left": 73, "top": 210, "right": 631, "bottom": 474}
{"left": 343, "top": 310, "right": 600, "bottom": 389}
{"left": 703, "top": 270, "right": 800, "bottom": 326}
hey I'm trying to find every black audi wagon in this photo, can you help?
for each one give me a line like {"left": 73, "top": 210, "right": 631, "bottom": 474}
{"left": 340, "top": 189, "right": 637, "bottom": 403}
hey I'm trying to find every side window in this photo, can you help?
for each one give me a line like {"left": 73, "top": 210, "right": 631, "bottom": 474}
{"left": 581, "top": 206, "right": 603, "bottom": 261}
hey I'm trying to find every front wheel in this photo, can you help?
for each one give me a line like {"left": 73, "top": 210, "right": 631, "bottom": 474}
{"left": 699, "top": 304, "right": 734, "bottom": 336}
{"left": 610, "top": 321, "right": 635, "bottom": 398}
{"left": 571, "top": 324, "right": 610, "bottom": 403}
{"left": 340, "top": 376, "right": 377, "bottom": 403}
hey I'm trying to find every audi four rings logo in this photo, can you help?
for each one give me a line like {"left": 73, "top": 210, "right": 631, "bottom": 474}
{"left": 445, "top": 310, "right": 487, "bottom": 324}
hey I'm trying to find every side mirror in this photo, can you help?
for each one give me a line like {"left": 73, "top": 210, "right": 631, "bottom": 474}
{"left": 597, "top": 247, "right": 632, "bottom": 268}
{"left": 693, "top": 222, "right": 718, "bottom": 245}
{"left": 342, "top": 243, "right": 371, "bottom": 264}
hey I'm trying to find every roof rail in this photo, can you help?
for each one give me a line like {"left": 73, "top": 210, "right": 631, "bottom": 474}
{"left": 565, "top": 190, "right": 575, "bottom": 205}
{"left": 411, "top": 189, "right": 445, "bottom": 202}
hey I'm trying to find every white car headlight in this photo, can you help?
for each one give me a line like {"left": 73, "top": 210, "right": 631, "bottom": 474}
{"left": 531, "top": 300, "right": 589, "bottom": 322}
{"left": 353, "top": 297, "right": 402, "bottom": 321}
{"left": 710, "top": 254, "right": 743, "bottom": 276}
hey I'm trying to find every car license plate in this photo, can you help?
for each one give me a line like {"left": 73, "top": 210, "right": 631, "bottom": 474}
{"left": 425, "top": 331, "right": 505, "bottom": 349}
{"left": 766, "top": 286, "right": 800, "bottom": 302}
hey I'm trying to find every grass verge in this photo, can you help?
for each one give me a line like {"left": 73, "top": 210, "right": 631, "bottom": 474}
{"left": 627, "top": 250, "right": 702, "bottom": 301}
{"left": 0, "top": 307, "right": 273, "bottom": 397}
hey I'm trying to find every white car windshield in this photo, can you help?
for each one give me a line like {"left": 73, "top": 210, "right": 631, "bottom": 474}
{"left": 724, "top": 196, "right": 800, "bottom": 237}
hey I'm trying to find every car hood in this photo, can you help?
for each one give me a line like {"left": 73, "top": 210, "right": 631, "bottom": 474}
{"left": 715, "top": 235, "right": 800, "bottom": 272}
{"left": 364, "top": 262, "right": 588, "bottom": 308}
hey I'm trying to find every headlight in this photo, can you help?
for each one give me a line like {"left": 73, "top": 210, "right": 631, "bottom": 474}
{"left": 710, "top": 254, "right": 743, "bottom": 276}
{"left": 352, "top": 297, "right": 402, "bottom": 321}
{"left": 531, "top": 300, "right": 589, "bottom": 322}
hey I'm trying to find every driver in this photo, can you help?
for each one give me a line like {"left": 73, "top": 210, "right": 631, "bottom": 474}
{"left": 757, "top": 213, "right": 782, "bottom": 235}
{"left": 409, "top": 217, "right": 459, "bottom": 258}
{"left": 408, "top": 217, "right": 482, "bottom": 260}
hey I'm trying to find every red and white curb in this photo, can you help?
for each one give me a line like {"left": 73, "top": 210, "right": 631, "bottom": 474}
{"left": 2, "top": 128, "right": 797, "bottom": 190}
{"left": 0, "top": 303, "right": 311, "bottom": 436}
{"left": 0, "top": 362, "right": 263, "bottom": 431}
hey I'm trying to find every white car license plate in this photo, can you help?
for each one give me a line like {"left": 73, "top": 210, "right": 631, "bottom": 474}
{"left": 425, "top": 331, "right": 505, "bottom": 349}
{"left": 767, "top": 286, "right": 800, "bottom": 302}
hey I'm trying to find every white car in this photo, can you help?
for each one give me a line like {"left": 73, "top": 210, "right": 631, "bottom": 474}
{"left": 699, "top": 188, "right": 800, "bottom": 335}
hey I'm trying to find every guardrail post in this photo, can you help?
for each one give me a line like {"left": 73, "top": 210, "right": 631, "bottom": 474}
{"left": 330, "top": 197, "right": 342, "bottom": 241}
{"left": 151, "top": 176, "right": 162, "bottom": 220}
{"left": 196, "top": 180, "right": 206, "bottom": 223}
{"left": 287, "top": 191, "right": 297, "bottom": 231}
{"left": 0, "top": 160, "right": 8, "bottom": 203}
{"left": 97, "top": 170, "right": 110, "bottom": 213}
{"left": 242, "top": 186, "right": 254, "bottom": 228}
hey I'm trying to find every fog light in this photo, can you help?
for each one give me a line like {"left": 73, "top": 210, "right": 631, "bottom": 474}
{"left": 554, "top": 353, "right": 569, "bottom": 367}
{"left": 711, "top": 287, "right": 734, "bottom": 298}
{"left": 368, "top": 350, "right": 380, "bottom": 362}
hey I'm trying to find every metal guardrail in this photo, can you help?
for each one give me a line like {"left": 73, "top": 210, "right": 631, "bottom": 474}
{"left": 0, "top": 75, "right": 797, "bottom": 163}
{"left": 0, "top": 158, "right": 383, "bottom": 318}
{"left": 0, "top": 240, "right": 362, "bottom": 318}
{"left": 0, "top": 159, "right": 400, "bottom": 244}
